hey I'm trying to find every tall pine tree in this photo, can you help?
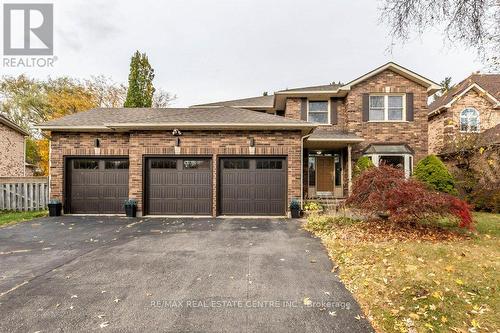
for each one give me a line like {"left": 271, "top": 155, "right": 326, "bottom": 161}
{"left": 124, "top": 51, "right": 155, "bottom": 107}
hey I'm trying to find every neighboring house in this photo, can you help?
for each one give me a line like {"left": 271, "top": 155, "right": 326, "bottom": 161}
{"left": 0, "top": 114, "right": 29, "bottom": 177}
{"left": 38, "top": 62, "right": 440, "bottom": 217}
{"left": 428, "top": 73, "right": 500, "bottom": 154}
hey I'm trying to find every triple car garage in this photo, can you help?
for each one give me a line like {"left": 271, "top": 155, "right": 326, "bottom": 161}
{"left": 64, "top": 157, "right": 287, "bottom": 216}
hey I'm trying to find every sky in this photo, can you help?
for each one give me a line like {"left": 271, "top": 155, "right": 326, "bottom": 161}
{"left": 1, "top": 0, "right": 485, "bottom": 107}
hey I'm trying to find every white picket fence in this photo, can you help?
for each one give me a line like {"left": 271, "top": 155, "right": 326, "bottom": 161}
{"left": 0, "top": 177, "right": 49, "bottom": 211}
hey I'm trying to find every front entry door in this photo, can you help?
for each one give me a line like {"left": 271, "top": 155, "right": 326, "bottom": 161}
{"left": 316, "top": 157, "right": 334, "bottom": 192}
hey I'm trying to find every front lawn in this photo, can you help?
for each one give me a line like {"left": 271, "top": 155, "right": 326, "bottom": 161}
{"left": 0, "top": 210, "right": 48, "bottom": 227}
{"left": 305, "top": 212, "right": 499, "bottom": 333}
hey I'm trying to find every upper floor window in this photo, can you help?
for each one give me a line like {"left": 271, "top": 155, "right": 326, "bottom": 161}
{"left": 369, "top": 94, "right": 405, "bottom": 121}
{"left": 460, "top": 108, "right": 480, "bottom": 133}
{"left": 308, "top": 101, "right": 329, "bottom": 124}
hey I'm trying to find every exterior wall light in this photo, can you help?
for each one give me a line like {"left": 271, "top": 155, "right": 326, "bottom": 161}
{"left": 249, "top": 137, "right": 255, "bottom": 155}
{"left": 94, "top": 138, "right": 101, "bottom": 155}
{"left": 174, "top": 137, "right": 181, "bottom": 155}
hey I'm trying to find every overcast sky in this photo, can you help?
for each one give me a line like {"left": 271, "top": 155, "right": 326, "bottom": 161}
{"left": 2, "top": 0, "right": 485, "bottom": 107}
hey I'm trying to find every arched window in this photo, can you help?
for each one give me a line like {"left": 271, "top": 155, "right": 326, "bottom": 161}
{"left": 460, "top": 108, "right": 480, "bottom": 133}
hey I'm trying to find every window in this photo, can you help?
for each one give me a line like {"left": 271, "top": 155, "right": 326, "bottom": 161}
{"left": 151, "top": 159, "right": 177, "bottom": 169}
{"left": 365, "top": 154, "right": 413, "bottom": 178}
{"left": 460, "top": 108, "right": 480, "bottom": 132}
{"left": 183, "top": 159, "right": 210, "bottom": 169}
{"left": 369, "top": 95, "right": 405, "bottom": 121}
{"left": 223, "top": 159, "right": 249, "bottom": 169}
{"left": 334, "top": 154, "right": 342, "bottom": 186}
{"left": 379, "top": 156, "right": 404, "bottom": 169}
{"left": 308, "top": 101, "right": 329, "bottom": 124}
{"left": 308, "top": 157, "right": 316, "bottom": 186}
{"left": 256, "top": 159, "right": 283, "bottom": 169}
{"left": 105, "top": 160, "right": 129, "bottom": 169}
{"left": 73, "top": 160, "right": 98, "bottom": 169}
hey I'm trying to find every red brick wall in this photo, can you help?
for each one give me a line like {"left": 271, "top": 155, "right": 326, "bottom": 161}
{"left": 0, "top": 124, "right": 25, "bottom": 177}
{"left": 50, "top": 130, "right": 302, "bottom": 216}
{"left": 285, "top": 98, "right": 302, "bottom": 120}
{"left": 344, "top": 69, "right": 429, "bottom": 162}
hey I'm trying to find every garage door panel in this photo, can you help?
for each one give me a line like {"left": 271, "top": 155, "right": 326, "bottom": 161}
{"left": 220, "top": 158, "right": 286, "bottom": 216}
{"left": 68, "top": 158, "right": 129, "bottom": 214}
{"left": 147, "top": 158, "right": 212, "bottom": 215}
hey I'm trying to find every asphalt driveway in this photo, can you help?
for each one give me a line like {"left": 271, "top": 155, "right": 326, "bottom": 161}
{"left": 0, "top": 216, "right": 373, "bottom": 332}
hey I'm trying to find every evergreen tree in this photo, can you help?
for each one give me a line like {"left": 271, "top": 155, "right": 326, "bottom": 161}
{"left": 414, "top": 155, "right": 457, "bottom": 195}
{"left": 124, "top": 51, "right": 155, "bottom": 107}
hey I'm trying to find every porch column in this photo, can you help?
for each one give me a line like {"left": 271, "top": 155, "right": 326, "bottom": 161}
{"left": 347, "top": 144, "right": 352, "bottom": 196}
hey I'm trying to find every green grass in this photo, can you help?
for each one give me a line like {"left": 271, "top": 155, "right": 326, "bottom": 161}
{"left": 306, "top": 212, "right": 500, "bottom": 333}
{"left": 0, "top": 210, "right": 48, "bottom": 227}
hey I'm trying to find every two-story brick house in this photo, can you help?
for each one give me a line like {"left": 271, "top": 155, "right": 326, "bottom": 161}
{"left": 38, "top": 62, "right": 440, "bottom": 217}
{"left": 428, "top": 73, "right": 500, "bottom": 154}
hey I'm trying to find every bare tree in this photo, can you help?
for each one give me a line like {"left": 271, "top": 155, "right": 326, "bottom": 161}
{"left": 380, "top": 0, "right": 500, "bottom": 69}
{"left": 152, "top": 88, "right": 176, "bottom": 108}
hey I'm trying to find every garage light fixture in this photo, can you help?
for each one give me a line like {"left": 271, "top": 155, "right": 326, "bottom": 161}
{"left": 249, "top": 137, "right": 255, "bottom": 155}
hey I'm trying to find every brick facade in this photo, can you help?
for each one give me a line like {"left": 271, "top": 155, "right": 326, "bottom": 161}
{"left": 428, "top": 89, "right": 500, "bottom": 154}
{"left": 345, "top": 69, "right": 429, "bottom": 162}
{"left": 0, "top": 123, "right": 26, "bottom": 177}
{"left": 50, "top": 130, "right": 302, "bottom": 216}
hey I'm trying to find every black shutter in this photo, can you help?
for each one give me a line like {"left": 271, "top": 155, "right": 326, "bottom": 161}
{"left": 406, "top": 93, "right": 414, "bottom": 121}
{"left": 362, "top": 93, "right": 369, "bottom": 122}
{"left": 330, "top": 98, "right": 338, "bottom": 125}
{"left": 300, "top": 98, "right": 308, "bottom": 121}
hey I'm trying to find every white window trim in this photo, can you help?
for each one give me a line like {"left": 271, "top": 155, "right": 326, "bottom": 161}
{"left": 365, "top": 153, "right": 413, "bottom": 178}
{"left": 307, "top": 100, "right": 330, "bottom": 125}
{"left": 459, "top": 107, "right": 480, "bottom": 133}
{"left": 368, "top": 94, "right": 406, "bottom": 122}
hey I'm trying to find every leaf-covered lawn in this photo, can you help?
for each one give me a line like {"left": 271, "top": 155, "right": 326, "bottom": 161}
{"left": 0, "top": 210, "right": 48, "bottom": 227}
{"left": 306, "top": 212, "right": 499, "bottom": 333}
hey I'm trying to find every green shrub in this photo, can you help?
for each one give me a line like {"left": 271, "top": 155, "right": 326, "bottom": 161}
{"left": 354, "top": 156, "right": 374, "bottom": 177}
{"left": 305, "top": 215, "right": 359, "bottom": 233}
{"left": 414, "top": 155, "right": 458, "bottom": 195}
{"left": 303, "top": 201, "right": 323, "bottom": 211}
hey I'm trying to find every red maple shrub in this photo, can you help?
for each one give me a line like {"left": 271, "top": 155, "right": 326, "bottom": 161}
{"left": 346, "top": 165, "right": 474, "bottom": 229}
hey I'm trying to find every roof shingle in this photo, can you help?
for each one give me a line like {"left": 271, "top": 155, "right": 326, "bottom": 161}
{"left": 191, "top": 95, "right": 274, "bottom": 108}
{"left": 38, "top": 107, "right": 313, "bottom": 129}
{"left": 429, "top": 74, "right": 500, "bottom": 112}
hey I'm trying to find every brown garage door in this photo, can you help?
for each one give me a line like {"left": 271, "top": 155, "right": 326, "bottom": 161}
{"left": 146, "top": 157, "right": 212, "bottom": 215}
{"left": 219, "top": 157, "right": 286, "bottom": 216}
{"left": 67, "top": 158, "right": 129, "bottom": 214}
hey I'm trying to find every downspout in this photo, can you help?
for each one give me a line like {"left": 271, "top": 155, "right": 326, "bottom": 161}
{"left": 300, "top": 133, "right": 312, "bottom": 209}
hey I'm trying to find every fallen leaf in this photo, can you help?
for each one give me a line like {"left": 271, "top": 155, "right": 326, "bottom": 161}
{"left": 329, "top": 311, "right": 336, "bottom": 316}
{"left": 303, "top": 297, "right": 312, "bottom": 306}
{"left": 99, "top": 321, "right": 109, "bottom": 328}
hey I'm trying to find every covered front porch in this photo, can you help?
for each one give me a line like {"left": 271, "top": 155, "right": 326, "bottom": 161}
{"left": 302, "top": 130, "right": 364, "bottom": 203}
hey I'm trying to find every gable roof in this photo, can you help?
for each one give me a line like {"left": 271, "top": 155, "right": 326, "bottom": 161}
{"left": 429, "top": 74, "right": 500, "bottom": 116}
{"left": 341, "top": 62, "right": 441, "bottom": 94}
{"left": 37, "top": 107, "right": 315, "bottom": 132}
{"left": 275, "top": 62, "right": 440, "bottom": 96}
{"left": 0, "top": 114, "right": 29, "bottom": 136}
{"left": 191, "top": 95, "right": 274, "bottom": 109}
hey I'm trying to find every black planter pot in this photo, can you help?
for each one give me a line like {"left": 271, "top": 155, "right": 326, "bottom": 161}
{"left": 125, "top": 205, "right": 137, "bottom": 218}
{"left": 291, "top": 208, "right": 301, "bottom": 218}
{"left": 48, "top": 203, "right": 62, "bottom": 217}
